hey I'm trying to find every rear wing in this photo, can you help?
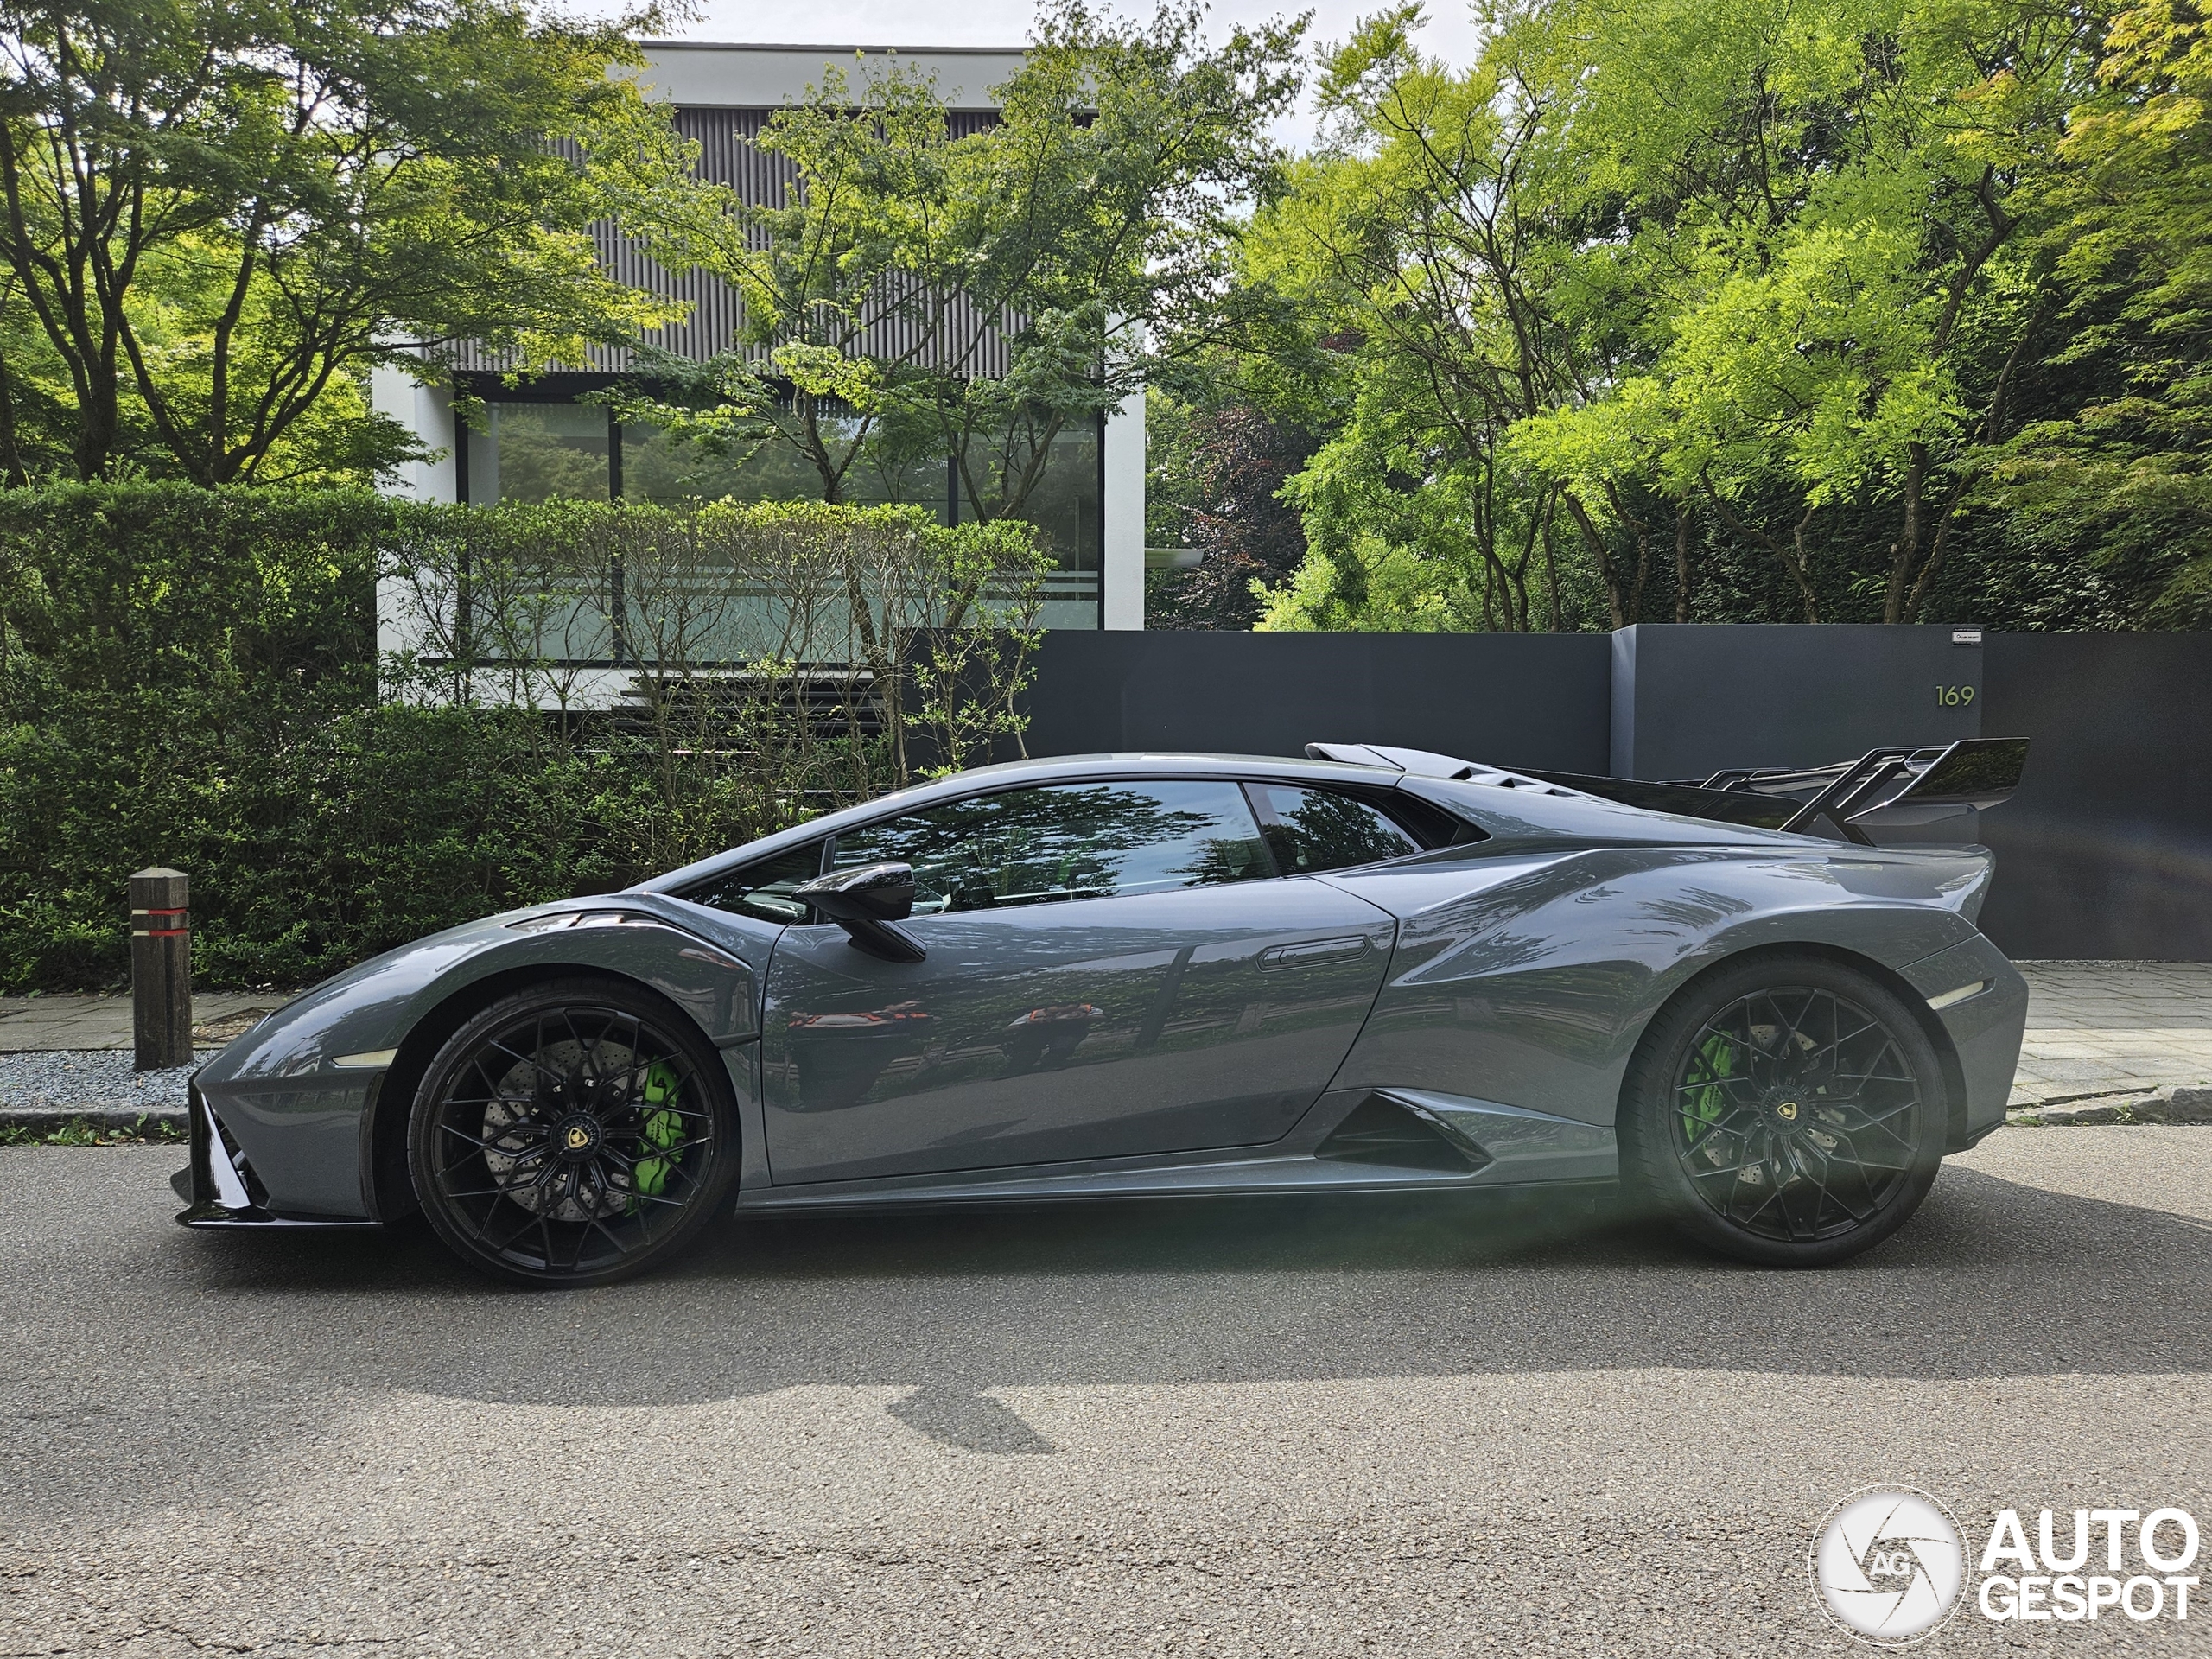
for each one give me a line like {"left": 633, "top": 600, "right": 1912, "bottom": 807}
{"left": 1307, "top": 738, "right": 2030, "bottom": 846}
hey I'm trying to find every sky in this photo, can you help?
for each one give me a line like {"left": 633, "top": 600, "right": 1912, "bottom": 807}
{"left": 660, "top": 0, "right": 1485, "bottom": 141}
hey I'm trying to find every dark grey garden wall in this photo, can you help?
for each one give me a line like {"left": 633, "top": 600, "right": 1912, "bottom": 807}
{"left": 1023, "top": 631, "right": 1612, "bottom": 774}
{"left": 1020, "top": 626, "right": 2212, "bottom": 960}
{"left": 1977, "top": 632, "right": 2212, "bottom": 961}
{"left": 1610, "top": 624, "right": 1986, "bottom": 780}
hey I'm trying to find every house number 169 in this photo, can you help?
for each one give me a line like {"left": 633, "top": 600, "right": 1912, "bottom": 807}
{"left": 1935, "top": 683, "right": 1977, "bottom": 707}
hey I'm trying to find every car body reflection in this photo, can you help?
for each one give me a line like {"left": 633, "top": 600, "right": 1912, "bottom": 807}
{"left": 1003, "top": 1002, "right": 1105, "bottom": 1072}
{"left": 785, "top": 1001, "right": 930, "bottom": 1111}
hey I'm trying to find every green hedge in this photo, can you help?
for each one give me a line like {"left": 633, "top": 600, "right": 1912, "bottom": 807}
{"left": 0, "top": 483, "right": 1041, "bottom": 991}
{"left": 0, "top": 486, "right": 595, "bottom": 988}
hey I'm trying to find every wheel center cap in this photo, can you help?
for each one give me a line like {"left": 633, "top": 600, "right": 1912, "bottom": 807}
{"left": 555, "top": 1113, "right": 603, "bottom": 1159}
{"left": 1758, "top": 1090, "right": 1812, "bottom": 1133}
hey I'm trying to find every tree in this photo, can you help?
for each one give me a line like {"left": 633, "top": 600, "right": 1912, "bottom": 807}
{"left": 1235, "top": 8, "right": 1615, "bottom": 630}
{"left": 0, "top": 0, "right": 699, "bottom": 484}
{"left": 1223, "top": 0, "right": 2204, "bottom": 632}
{"left": 1978, "top": 0, "right": 2212, "bottom": 623}
{"left": 1147, "top": 400, "right": 1314, "bottom": 627}
{"left": 626, "top": 2, "right": 1306, "bottom": 531}
{"left": 609, "top": 59, "right": 961, "bottom": 510}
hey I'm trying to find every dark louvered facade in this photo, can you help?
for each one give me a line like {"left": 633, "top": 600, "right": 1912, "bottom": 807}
{"left": 447, "top": 107, "right": 1012, "bottom": 378}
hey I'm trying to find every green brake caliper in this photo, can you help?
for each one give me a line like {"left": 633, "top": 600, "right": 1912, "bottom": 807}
{"left": 632, "top": 1059, "right": 688, "bottom": 1210}
{"left": 1683, "top": 1034, "right": 1732, "bottom": 1146}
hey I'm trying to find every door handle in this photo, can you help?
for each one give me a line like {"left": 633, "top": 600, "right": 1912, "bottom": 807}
{"left": 1258, "top": 935, "right": 1373, "bottom": 970}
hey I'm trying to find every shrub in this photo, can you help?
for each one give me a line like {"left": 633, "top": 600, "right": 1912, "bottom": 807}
{"left": 0, "top": 484, "right": 1046, "bottom": 990}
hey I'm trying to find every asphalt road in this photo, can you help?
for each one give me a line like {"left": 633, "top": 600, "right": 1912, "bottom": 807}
{"left": 3, "top": 1129, "right": 2207, "bottom": 1657}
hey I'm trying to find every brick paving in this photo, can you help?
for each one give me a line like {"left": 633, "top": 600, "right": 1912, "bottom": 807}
{"left": 1, "top": 963, "right": 2207, "bottom": 1109}
{"left": 2011, "top": 960, "right": 2212, "bottom": 1106}
{"left": 0, "top": 991, "right": 283, "bottom": 1053}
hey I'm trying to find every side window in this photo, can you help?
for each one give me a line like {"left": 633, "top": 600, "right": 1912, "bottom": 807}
{"left": 683, "top": 840, "right": 826, "bottom": 924}
{"left": 1247, "top": 785, "right": 1421, "bottom": 874}
{"left": 830, "top": 780, "right": 1274, "bottom": 912}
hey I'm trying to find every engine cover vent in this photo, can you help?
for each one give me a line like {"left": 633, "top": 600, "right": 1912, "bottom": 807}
{"left": 1315, "top": 1094, "right": 1488, "bottom": 1173}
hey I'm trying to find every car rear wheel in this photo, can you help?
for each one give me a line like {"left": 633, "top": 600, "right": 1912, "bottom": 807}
{"left": 1619, "top": 956, "right": 1948, "bottom": 1267}
{"left": 408, "top": 976, "right": 738, "bottom": 1287}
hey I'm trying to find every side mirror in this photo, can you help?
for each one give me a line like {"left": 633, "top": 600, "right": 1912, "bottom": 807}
{"left": 793, "top": 862, "right": 927, "bottom": 963}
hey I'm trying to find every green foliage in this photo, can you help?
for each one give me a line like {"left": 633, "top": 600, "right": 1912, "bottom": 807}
{"left": 0, "top": 484, "right": 1047, "bottom": 991}
{"left": 0, "top": 1116, "right": 186, "bottom": 1146}
{"left": 1977, "top": 0, "right": 2212, "bottom": 623}
{"left": 0, "top": 0, "right": 703, "bottom": 485}
{"left": 1236, "top": 13, "right": 1613, "bottom": 630}
{"left": 1211, "top": 0, "right": 2207, "bottom": 632}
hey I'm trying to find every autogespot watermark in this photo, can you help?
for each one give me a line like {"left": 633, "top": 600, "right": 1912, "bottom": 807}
{"left": 1810, "top": 1487, "right": 2202, "bottom": 1644}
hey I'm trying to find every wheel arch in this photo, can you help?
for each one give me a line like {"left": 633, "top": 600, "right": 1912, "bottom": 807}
{"left": 360, "top": 963, "right": 727, "bottom": 1224}
{"left": 1617, "top": 940, "right": 1970, "bottom": 1149}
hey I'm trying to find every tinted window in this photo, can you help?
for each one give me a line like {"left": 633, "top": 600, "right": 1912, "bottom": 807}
{"left": 685, "top": 840, "right": 826, "bottom": 923}
{"left": 1248, "top": 785, "right": 1421, "bottom": 874}
{"left": 831, "top": 781, "right": 1274, "bottom": 912}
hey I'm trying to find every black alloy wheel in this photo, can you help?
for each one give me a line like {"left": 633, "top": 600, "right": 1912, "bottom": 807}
{"left": 1619, "top": 955, "right": 1948, "bottom": 1267}
{"left": 409, "top": 977, "right": 737, "bottom": 1287}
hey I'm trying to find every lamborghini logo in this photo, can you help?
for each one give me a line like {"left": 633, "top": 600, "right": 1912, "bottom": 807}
{"left": 1777, "top": 1101, "right": 1800, "bottom": 1122}
{"left": 566, "top": 1125, "right": 591, "bottom": 1149}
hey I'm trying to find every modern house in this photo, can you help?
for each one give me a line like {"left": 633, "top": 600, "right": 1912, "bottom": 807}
{"left": 372, "top": 41, "right": 1146, "bottom": 633}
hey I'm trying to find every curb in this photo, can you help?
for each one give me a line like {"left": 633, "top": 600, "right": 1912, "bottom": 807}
{"left": 2007, "top": 1084, "right": 2212, "bottom": 1127}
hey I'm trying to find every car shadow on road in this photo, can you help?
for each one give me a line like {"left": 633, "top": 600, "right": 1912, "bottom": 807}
{"left": 168, "top": 1160, "right": 2209, "bottom": 1409}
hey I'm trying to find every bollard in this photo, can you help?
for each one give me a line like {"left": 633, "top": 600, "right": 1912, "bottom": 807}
{"left": 130, "top": 867, "right": 193, "bottom": 1071}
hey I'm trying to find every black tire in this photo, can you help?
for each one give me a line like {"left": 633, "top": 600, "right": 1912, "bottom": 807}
{"left": 408, "top": 976, "right": 739, "bottom": 1287}
{"left": 1619, "top": 955, "right": 1948, "bottom": 1268}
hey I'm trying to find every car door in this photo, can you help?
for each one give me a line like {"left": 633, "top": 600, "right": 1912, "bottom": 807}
{"left": 760, "top": 778, "right": 1401, "bottom": 1183}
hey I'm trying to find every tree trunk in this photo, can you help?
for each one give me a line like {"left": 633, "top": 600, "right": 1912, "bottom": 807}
{"left": 1883, "top": 443, "right": 1928, "bottom": 625}
{"left": 1673, "top": 500, "right": 1694, "bottom": 623}
{"left": 0, "top": 348, "right": 27, "bottom": 487}
{"left": 1700, "top": 479, "right": 1821, "bottom": 622}
{"left": 1560, "top": 490, "right": 1625, "bottom": 629}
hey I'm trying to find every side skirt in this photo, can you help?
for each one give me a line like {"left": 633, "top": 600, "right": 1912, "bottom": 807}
{"left": 734, "top": 1086, "right": 1618, "bottom": 1216}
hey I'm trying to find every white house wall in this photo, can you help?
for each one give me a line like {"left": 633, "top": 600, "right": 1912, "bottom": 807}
{"left": 626, "top": 43, "right": 1030, "bottom": 110}
{"left": 1103, "top": 391, "right": 1144, "bottom": 630}
{"left": 371, "top": 366, "right": 455, "bottom": 503}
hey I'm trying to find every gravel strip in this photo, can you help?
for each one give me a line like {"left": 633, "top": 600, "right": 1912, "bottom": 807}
{"left": 0, "top": 1048, "right": 208, "bottom": 1128}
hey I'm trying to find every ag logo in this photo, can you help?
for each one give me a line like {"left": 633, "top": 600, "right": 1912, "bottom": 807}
{"left": 565, "top": 1125, "right": 591, "bottom": 1150}
{"left": 1777, "top": 1100, "right": 1801, "bottom": 1122}
{"left": 1812, "top": 1486, "right": 1967, "bottom": 1644}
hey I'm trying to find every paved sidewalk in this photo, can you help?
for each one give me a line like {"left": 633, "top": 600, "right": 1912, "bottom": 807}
{"left": 2011, "top": 960, "right": 2212, "bottom": 1106}
{"left": 0, "top": 991, "right": 286, "bottom": 1052}
{"left": 2, "top": 963, "right": 2207, "bottom": 1109}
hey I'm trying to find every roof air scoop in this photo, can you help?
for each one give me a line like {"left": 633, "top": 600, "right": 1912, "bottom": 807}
{"left": 1305, "top": 742, "right": 1586, "bottom": 797}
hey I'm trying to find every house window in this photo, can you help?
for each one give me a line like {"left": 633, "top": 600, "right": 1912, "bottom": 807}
{"left": 462, "top": 401, "right": 610, "bottom": 504}
{"left": 620, "top": 419, "right": 950, "bottom": 519}
{"left": 458, "top": 387, "right": 1103, "bottom": 628}
{"left": 983, "top": 422, "right": 1100, "bottom": 629}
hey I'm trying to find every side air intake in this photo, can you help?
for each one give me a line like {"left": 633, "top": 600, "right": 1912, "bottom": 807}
{"left": 1315, "top": 1094, "right": 1488, "bottom": 1174}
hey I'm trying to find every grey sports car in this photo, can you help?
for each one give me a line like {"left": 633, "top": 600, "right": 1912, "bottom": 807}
{"left": 178, "top": 741, "right": 2031, "bottom": 1285}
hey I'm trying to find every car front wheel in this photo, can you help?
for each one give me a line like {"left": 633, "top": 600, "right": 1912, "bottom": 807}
{"left": 1619, "top": 956, "right": 1948, "bottom": 1267}
{"left": 408, "top": 976, "right": 738, "bottom": 1287}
